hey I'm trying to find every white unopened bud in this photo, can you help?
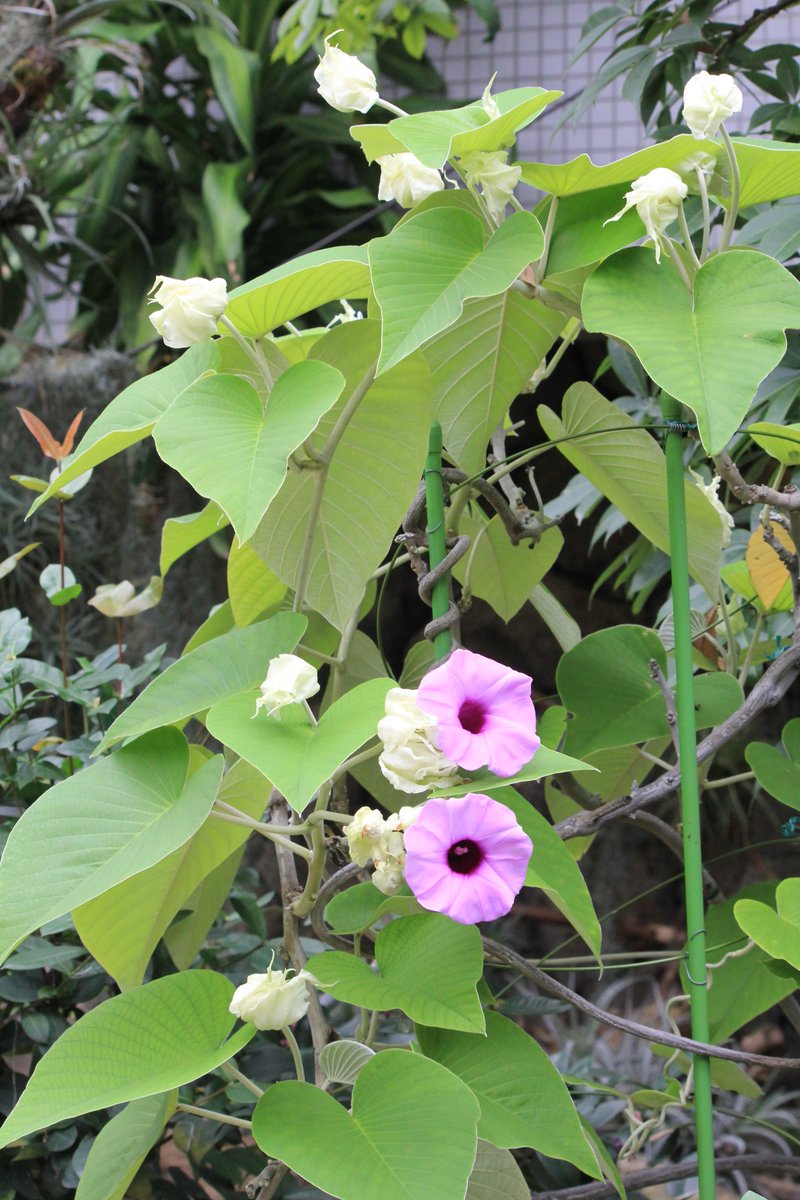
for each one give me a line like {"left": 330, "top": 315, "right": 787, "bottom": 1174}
{"left": 605, "top": 168, "right": 688, "bottom": 264}
{"left": 229, "top": 963, "right": 317, "bottom": 1030}
{"left": 148, "top": 276, "right": 227, "bottom": 348}
{"left": 255, "top": 654, "right": 319, "bottom": 717}
{"left": 378, "top": 688, "right": 459, "bottom": 793}
{"left": 314, "top": 37, "right": 378, "bottom": 114}
{"left": 345, "top": 806, "right": 386, "bottom": 867}
{"left": 689, "top": 469, "right": 734, "bottom": 548}
{"left": 88, "top": 577, "right": 162, "bottom": 618}
{"left": 457, "top": 150, "right": 522, "bottom": 222}
{"left": 376, "top": 153, "right": 444, "bottom": 210}
{"left": 683, "top": 71, "right": 742, "bottom": 140}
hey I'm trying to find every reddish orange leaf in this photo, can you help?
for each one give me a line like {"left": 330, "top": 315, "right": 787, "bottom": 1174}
{"left": 60, "top": 409, "right": 84, "bottom": 457}
{"left": 17, "top": 408, "right": 61, "bottom": 460}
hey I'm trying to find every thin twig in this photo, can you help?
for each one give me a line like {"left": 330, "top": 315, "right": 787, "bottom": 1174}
{"left": 649, "top": 658, "right": 679, "bottom": 757}
{"left": 531, "top": 1152, "right": 800, "bottom": 1200}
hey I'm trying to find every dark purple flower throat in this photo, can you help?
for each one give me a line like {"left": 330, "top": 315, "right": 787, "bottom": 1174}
{"left": 447, "top": 839, "right": 483, "bottom": 875}
{"left": 457, "top": 698, "right": 486, "bottom": 734}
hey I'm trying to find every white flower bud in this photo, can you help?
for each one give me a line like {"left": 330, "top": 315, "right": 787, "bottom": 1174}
{"left": 229, "top": 964, "right": 317, "bottom": 1030}
{"left": 255, "top": 654, "right": 319, "bottom": 717}
{"left": 605, "top": 167, "right": 688, "bottom": 264}
{"left": 88, "top": 577, "right": 162, "bottom": 618}
{"left": 683, "top": 71, "right": 742, "bottom": 140}
{"left": 314, "top": 38, "right": 378, "bottom": 114}
{"left": 376, "top": 153, "right": 445, "bottom": 210}
{"left": 689, "top": 469, "right": 734, "bottom": 548}
{"left": 345, "top": 806, "right": 386, "bottom": 867}
{"left": 372, "top": 854, "right": 406, "bottom": 896}
{"left": 378, "top": 687, "right": 459, "bottom": 793}
{"left": 148, "top": 276, "right": 228, "bottom": 348}
{"left": 457, "top": 150, "right": 522, "bottom": 222}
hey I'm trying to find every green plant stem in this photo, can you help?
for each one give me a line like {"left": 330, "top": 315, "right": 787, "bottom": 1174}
{"left": 56, "top": 497, "right": 72, "bottom": 745}
{"left": 664, "top": 237, "right": 694, "bottom": 291}
{"left": 210, "top": 808, "right": 313, "bottom": 860}
{"left": 537, "top": 195, "right": 558, "bottom": 279}
{"left": 329, "top": 743, "right": 381, "bottom": 783}
{"left": 282, "top": 1025, "right": 305, "bottom": 1083}
{"left": 662, "top": 394, "right": 715, "bottom": 1200}
{"left": 678, "top": 204, "right": 702, "bottom": 270}
{"left": 693, "top": 166, "right": 712, "bottom": 262}
{"left": 425, "top": 421, "right": 451, "bottom": 660}
{"left": 717, "top": 585, "right": 737, "bottom": 674}
{"left": 176, "top": 1103, "right": 252, "bottom": 1129}
{"left": 702, "top": 770, "right": 755, "bottom": 789}
{"left": 223, "top": 1062, "right": 263, "bottom": 1097}
{"left": 737, "top": 612, "right": 764, "bottom": 685}
{"left": 719, "top": 125, "right": 741, "bottom": 253}
{"left": 375, "top": 97, "right": 408, "bottom": 118}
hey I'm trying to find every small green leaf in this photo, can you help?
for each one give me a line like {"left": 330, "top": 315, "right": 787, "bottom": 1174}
{"left": 747, "top": 420, "right": 800, "bottom": 466}
{"left": 0, "top": 730, "right": 222, "bottom": 965}
{"left": 252, "top": 1049, "right": 479, "bottom": 1200}
{"left": 75, "top": 1091, "right": 177, "bottom": 1200}
{"left": 0, "top": 542, "right": 39, "bottom": 581}
{"left": 453, "top": 513, "right": 563, "bottom": 622}
{"left": 205, "top": 677, "right": 393, "bottom": 812}
{"left": 0, "top": 972, "right": 254, "bottom": 1148}
{"left": 318, "top": 1040, "right": 375, "bottom": 1086}
{"left": 735, "top": 878, "right": 800, "bottom": 971}
{"left": 308, "top": 913, "right": 485, "bottom": 1032}
{"left": 98, "top": 612, "right": 306, "bottom": 750}
{"left": 39, "top": 563, "right": 82, "bottom": 606}
{"left": 746, "top": 718, "right": 800, "bottom": 812}
{"left": 160, "top": 502, "right": 228, "bottom": 577}
{"left": 430, "top": 745, "right": 596, "bottom": 798}
{"left": 325, "top": 881, "right": 421, "bottom": 934}
{"left": 417, "top": 1011, "right": 599, "bottom": 1174}
{"left": 371, "top": 208, "right": 543, "bottom": 374}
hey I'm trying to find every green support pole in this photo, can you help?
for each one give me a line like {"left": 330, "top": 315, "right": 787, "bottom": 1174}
{"left": 424, "top": 421, "right": 452, "bottom": 661}
{"left": 662, "top": 396, "right": 716, "bottom": 1199}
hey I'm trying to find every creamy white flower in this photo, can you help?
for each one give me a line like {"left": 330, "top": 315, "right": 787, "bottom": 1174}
{"left": 678, "top": 149, "right": 718, "bottom": 180}
{"left": 314, "top": 38, "right": 378, "bottom": 114}
{"left": 689, "top": 469, "right": 734, "bottom": 548}
{"left": 372, "top": 855, "right": 406, "bottom": 896}
{"left": 88, "top": 577, "right": 162, "bottom": 618}
{"left": 148, "top": 275, "right": 228, "bottom": 348}
{"left": 345, "top": 806, "right": 386, "bottom": 867}
{"left": 255, "top": 654, "right": 319, "bottom": 717}
{"left": 378, "top": 687, "right": 459, "bottom": 793}
{"left": 376, "top": 153, "right": 445, "bottom": 210}
{"left": 326, "top": 299, "right": 365, "bottom": 328}
{"left": 683, "top": 71, "right": 743, "bottom": 139}
{"left": 457, "top": 150, "right": 522, "bottom": 222}
{"left": 229, "top": 964, "right": 317, "bottom": 1030}
{"left": 605, "top": 167, "right": 688, "bottom": 263}
{"left": 371, "top": 806, "right": 420, "bottom": 895}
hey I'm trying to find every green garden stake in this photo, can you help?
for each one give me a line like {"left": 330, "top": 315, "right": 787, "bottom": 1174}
{"left": 424, "top": 421, "right": 452, "bottom": 661}
{"left": 662, "top": 394, "right": 716, "bottom": 1200}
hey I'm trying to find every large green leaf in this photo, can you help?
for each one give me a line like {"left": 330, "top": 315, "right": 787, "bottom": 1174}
{"left": 29, "top": 343, "right": 220, "bottom": 512}
{"left": 746, "top": 718, "right": 800, "bottom": 813}
{"left": 733, "top": 136, "right": 800, "bottom": 207}
{"left": 465, "top": 1141, "right": 530, "bottom": 1200}
{"left": 735, "top": 878, "right": 800, "bottom": 971}
{"left": 159, "top": 501, "right": 229, "bottom": 577}
{"left": 206, "top": 677, "right": 393, "bottom": 812}
{"left": 544, "top": 187, "right": 644, "bottom": 279}
{"left": 582, "top": 248, "right": 800, "bottom": 454}
{"left": 98, "top": 611, "right": 305, "bottom": 749}
{"left": 0, "top": 730, "right": 222, "bottom": 964}
{"left": 252, "top": 1049, "right": 479, "bottom": 1200}
{"left": 0, "top": 971, "right": 254, "bottom": 1148}
{"left": 351, "top": 86, "right": 561, "bottom": 168}
{"left": 689, "top": 885, "right": 797, "bottom": 1041}
{"left": 538, "top": 383, "right": 724, "bottom": 598}
{"left": 75, "top": 1091, "right": 177, "bottom": 1200}
{"left": 153, "top": 362, "right": 345, "bottom": 543}
{"left": 308, "top": 913, "right": 485, "bottom": 1032}
{"left": 252, "top": 321, "right": 432, "bottom": 631}
{"left": 227, "top": 538, "right": 286, "bottom": 626}
{"left": 430, "top": 745, "right": 595, "bottom": 798}
{"left": 371, "top": 207, "right": 543, "bottom": 374}
{"left": 558, "top": 625, "right": 743, "bottom": 757}
{"left": 520, "top": 134, "right": 712, "bottom": 196}
{"left": 225, "top": 246, "right": 370, "bottom": 338}
{"left": 425, "top": 290, "right": 564, "bottom": 474}
{"left": 417, "top": 1011, "right": 599, "bottom": 1174}
{"left": 73, "top": 760, "right": 268, "bottom": 989}
{"left": 453, "top": 513, "right": 563, "bottom": 621}
{"left": 492, "top": 788, "right": 601, "bottom": 960}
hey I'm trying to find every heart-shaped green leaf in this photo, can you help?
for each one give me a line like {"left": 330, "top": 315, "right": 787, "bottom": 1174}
{"left": 252, "top": 1048, "right": 479, "bottom": 1200}
{"left": 452, "top": 514, "right": 563, "bottom": 622}
{"left": 99, "top": 611, "right": 305, "bottom": 750}
{"left": 371, "top": 208, "right": 543, "bottom": 373}
{"left": 746, "top": 718, "right": 800, "bottom": 813}
{"left": 582, "top": 247, "right": 800, "bottom": 454}
{"left": 417, "top": 1011, "right": 599, "bottom": 1175}
{"left": 325, "top": 881, "right": 421, "bottom": 934}
{"left": 735, "top": 878, "right": 800, "bottom": 971}
{"left": 153, "top": 362, "right": 345, "bottom": 543}
{"left": 0, "top": 971, "right": 254, "bottom": 1148}
{"left": 308, "top": 912, "right": 485, "bottom": 1032}
{"left": 0, "top": 730, "right": 222, "bottom": 965}
{"left": 206, "top": 676, "right": 393, "bottom": 811}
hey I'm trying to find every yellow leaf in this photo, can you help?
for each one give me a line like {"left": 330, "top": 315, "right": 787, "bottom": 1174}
{"left": 745, "top": 522, "right": 795, "bottom": 610}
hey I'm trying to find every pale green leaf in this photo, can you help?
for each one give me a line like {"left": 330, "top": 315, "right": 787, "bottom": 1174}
{"left": 0, "top": 730, "right": 223, "bottom": 965}
{"left": 98, "top": 612, "right": 305, "bottom": 750}
{"left": 538, "top": 382, "right": 724, "bottom": 598}
{"left": 430, "top": 746, "right": 596, "bottom": 798}
{"left": 735, "top": 878, "right": 800, "bottom": 971}
{"left": 746, "top": 719, "right": 800, "bottom": 813}
{"left": 371, "top": 208, "right": 543, "bottom": 374}
{"left": 252, "top": 1049, "right": 479, "bottom": 1200}
{"left": 453, "top": 513, "right": 563, "bottom": 621}
{"left": 582, "top": 248, "right": 800, "bottom": 455}
{"left": 529, "top": 584, "right": 582, "bottom": 651}
{"left": 544, "top": 186, "right": 643, "bottom": 279}
{"left": 465, "top": 1140, "right": 530, "bottom": 1200}
{"left": 153, "top": 362, "right": 345, "bottom": 543}
{"left": 325, "top": 881, "right": 421, "bottom": 935}
{"left": 75, "top": 1091, "right": 177, "bottom": 1200}
{"left": 733, "top": 136, "right": 800, "bottom": 207}
{"left": 227, "top": 538, "right": 287, "bottom": 626}
{"left": 747, "top": 421, "right": 800, "bottom": 466}
{"left": 318, "top": 1040, "right": 375, "bottom": 1086}
{"left": 308, "top": 913, "right": 485, "bottom": 1033}
{"left": 417, "top": 1011, "right": 599, "bottom": 1174}
{"left": 160, "top": 502, "right": 229, "bottom": 577}
{"left": 521, "top": 134, "right": 712, "bottom": 196}
{"left": 0, "top": 971, "right": 254, "bottom": 1148}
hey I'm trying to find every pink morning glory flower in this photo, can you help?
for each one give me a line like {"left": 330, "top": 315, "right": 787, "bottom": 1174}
{"left": 416, "top": 648, "right": 540, "bottom": 777}
{"left": 403, "top": 793, "right": 533, "bottom": 924}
